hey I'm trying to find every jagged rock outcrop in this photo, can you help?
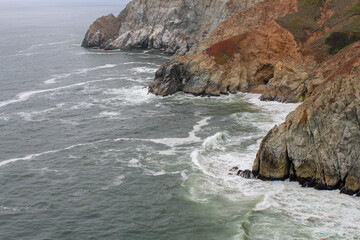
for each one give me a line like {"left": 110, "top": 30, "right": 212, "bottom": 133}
{"left": 82, "top": 0, "right": 263, "bottom": 55}
{"left": 83, "top": 0, "right": 360, "bottom": 195}
{"left": 253, "top": 42, "right": 360, "bottom": 195}
{"left": 150, "top": 0, "right": 360, "bottom": 102}
{"left": 150, "top": 19, "right": 305, "bottom": 96}
{"left": 149, "top": 0, "right": 303, "bottom": 96}
{"left": 82, "top": 14, "right": 122, "bottom": 49}
{"left": 150, "top": 60, "right": 191, "bottom": 96}
{"left": 149, "top": 0, "right": 360, "bottom": 195}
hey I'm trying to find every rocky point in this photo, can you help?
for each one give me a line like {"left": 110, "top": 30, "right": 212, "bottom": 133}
{"left": 83, "top": 0, "right": 360, "bottom": 195}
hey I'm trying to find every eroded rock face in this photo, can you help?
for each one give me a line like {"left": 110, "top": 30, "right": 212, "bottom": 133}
{"left": 253, "top": 42, "right": 360, "bottom": 195}
{"left": 149, "top": 0, "right": 360, "bottom": 103}
{"left": 149, "top": 60, "right": 191, "bottom": 96}
{"left": 149, "top": 0, "right": 303, "bottom": 97}
{"left": 82, "top": 0, "right": 263, "bottom": 55}
{"left": 82, "top": 14, "right": 122, "bottom": 49}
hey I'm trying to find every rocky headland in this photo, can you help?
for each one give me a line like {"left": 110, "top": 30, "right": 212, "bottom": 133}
{"left": 82, "top": 0, "right": 263, "bottom": 55}
{"left": 83, "top": 0, "right": 360, "bottom": 195}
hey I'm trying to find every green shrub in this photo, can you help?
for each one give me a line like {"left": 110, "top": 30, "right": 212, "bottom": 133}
{"left": 325, "top": 31, "right": 360, "bottom": 54}
{"left": 276, "top": 0, "right": 322, "bottom": 43}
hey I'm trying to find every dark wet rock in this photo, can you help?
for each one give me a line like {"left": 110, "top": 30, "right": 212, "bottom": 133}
{"left": 81, "top": 14, "right": 121, "bottom": 49}
{"left": 148, "top": 61, "right": 191, "bottom": 96}
{"left": 236, "top": 169, "right": 254, "bottom": 179}
{"left": 229, "top": 166, "right": 239, "bottom": 171}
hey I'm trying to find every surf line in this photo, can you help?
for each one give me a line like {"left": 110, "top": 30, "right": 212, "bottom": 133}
{"left": 0, "top": 139, "right": 113, "bottom": 168}
{"left": 44, "top": 64, "right": 117, "bottom": 84}
{"left": 0, "top": 77, "right": 122, "bottom": 109}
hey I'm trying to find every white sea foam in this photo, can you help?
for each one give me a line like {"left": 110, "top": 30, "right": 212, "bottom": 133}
{"left": 112, "top": 175, "right": 125, "bottom": 186}
{"left": 44, "top": 64, "right": 117, "bottom": 84}
{"left": 128, "top": 158, "right": 143, "bottom": 168}
{"left": 28, "top": 41, "right": 70, "bottom": 49}
{"left": 77, "top": 51, "right": 123, "bottom": 55}
{"left": 148, "top": 117, "right": 211, "bottom": 147}
{"left": 101, "top": 175, "right": 125, "bottom": 190}
{"left": 0, "top": 115, "right": 9, "bottom": 121}
{"left": 242, "top": 93, "right": 300, "bottom": 124}
{"left": 112, "top": 117, "right": 211, "bottom": 148}
{"left": 184, "top": 93, "right": 360, "bottom": 239}
{"left": 0, "top": 77, "right": 121, "bottom": 108}
{"left": 69, "top": 102, "right": 95, "bottom": 110}
{"left": 0, "top": 205, "right": 44, "bottom": 215}
{"left": 130, "top": 66, "right": 158, "bottom": 74}
{"left": 12, "top": 53, "right": 36, "bottom": 57}
{"left": 102, "top": 86, "right": 155, "bottom": 105}
{"left": 15, "top": 41, "right": 72, "bottom": 57}
{"left": 44, "top": 73, "right": 72, "bottom": 84}
{"left": 188, "top": 94, "right": 299, "bottom": 192}
{"left": 98, "top": 111, "right": 121, "bottom": 118}
{"left": 14, "top": 103, "right": 65, "bottom": 122}
{"left": 124, "top": 62, "right": 160, "bottom": 66}
{"left": 0, "top": 139, "right": 115, "bottom": 168}
{"left": 144, "top": 169, "right": 185, "bottom": 177}
{"left": 0, "top": 150, "right": 57, "bottom": 167}
{"left": 201, "top": 132, "right": 228, "bottom": 152}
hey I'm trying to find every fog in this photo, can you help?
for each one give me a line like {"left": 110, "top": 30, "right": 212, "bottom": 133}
{"left": 0, "top": 0, "right": 131, "bottom": 7}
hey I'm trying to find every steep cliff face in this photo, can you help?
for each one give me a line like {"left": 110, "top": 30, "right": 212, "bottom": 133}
{"left": 82, "top": 0, "right": 263, "bottom": 55}
{"left": 150, "top": 0, "right": 360, "bottom": 102}
{"left": 149, "top": 0, "right": 303, "bottom": 97}
{"left": 150, "top": 19, "right": 305, "bottom": 96}
{"left": 253, "top": 42, "right": 360, "bottom": 195}
{"left": 83, "top": 0, "right": 360, "bottom": 195}
{"left": 148, "top": 0, "right": 360, "bottom": 195}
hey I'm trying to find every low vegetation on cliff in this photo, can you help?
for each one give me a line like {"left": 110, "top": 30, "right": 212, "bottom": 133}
{"left": 205, "top": 34, "right": 247, "bottom": 65}
{"left": 85, "top": 0, "right": 360, "bottom": 195}
{"left": 147, "top": 0, "right": 360, "bottom": 195}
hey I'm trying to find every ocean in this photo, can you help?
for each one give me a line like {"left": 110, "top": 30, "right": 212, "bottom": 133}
{"left": 0, "top": 3, "right": 360, "bottom": 240}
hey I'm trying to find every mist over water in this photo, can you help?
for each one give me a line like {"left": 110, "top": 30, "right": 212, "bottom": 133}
{"left": 1, "top": 4, "right": 360, "bottom": 240}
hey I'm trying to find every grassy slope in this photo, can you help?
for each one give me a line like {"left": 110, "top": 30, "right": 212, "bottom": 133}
{"left": 276, "top": 0, "right": 360, "bottom": 57}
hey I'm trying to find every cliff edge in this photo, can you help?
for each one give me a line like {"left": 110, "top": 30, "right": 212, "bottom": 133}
{"left": 150, "top": 0, "right": 360, "bottom": 102}
{"left": 82, "top": 0, "right": 263, "bottom": 55}
{"left": 253, "top": 42, "right": 360, "bottom": 195}
{"left": 148, "top": 0, "right": 360, "bottom": 195}
{"left": 84, "top": 0, "right": 360, "bottom": 195}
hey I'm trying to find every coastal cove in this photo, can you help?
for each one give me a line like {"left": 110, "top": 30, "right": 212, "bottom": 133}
{"left": 84, "top": 0, "right": 360, "bottom": 195}
{"left": 1, "top": 2, "right": 360, "bottom": 240}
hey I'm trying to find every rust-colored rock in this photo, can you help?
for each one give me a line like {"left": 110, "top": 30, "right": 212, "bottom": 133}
{"left": 253, "top": 42, "right": 360, "bottom": 195}
{"left": 82, "top": 14, "right": 121, "bottom": 49}
{"left": 82, "top": 0, "right": 263, "bottom": 55}
{"left": 150, "top": 0, "right": 360, "bottom": 102}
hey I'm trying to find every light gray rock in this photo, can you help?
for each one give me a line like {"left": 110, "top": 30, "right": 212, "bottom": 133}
{"left": 82, "top": 0, "right": 259, "bottom": 55}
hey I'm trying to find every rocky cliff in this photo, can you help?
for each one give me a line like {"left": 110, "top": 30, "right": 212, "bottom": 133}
{"left": 85, "top": 0, "right": 360, "bottom": 195}
{"left": 148, "top": 0, "right": 360, "bottom": 195}
{"left": 149, "top": 0, "right": 303, "bottom": 97}
{"left": 82, "top": 0, "right": 263, "bottom": 55}
{"left": 150, "top": 0, "right": 360, "bottom": 102}
{"left": 253, "top": 42, "right": 360, "bottom": 195}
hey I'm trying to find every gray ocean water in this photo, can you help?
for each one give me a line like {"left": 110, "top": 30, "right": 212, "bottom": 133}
{"left": 1, "top": 3, "right": 360, "bottom": 240}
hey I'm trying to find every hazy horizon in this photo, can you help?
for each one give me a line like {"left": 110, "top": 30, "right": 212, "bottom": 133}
{"left": 0, "top": 0, "right": 131, "bottom": 7}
